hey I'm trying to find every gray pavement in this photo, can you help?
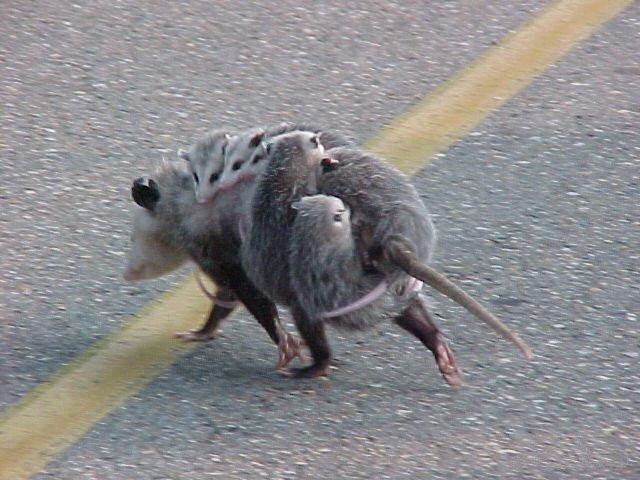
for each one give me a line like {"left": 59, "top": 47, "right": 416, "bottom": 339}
{"left": 1, "top": 0, "right": 638, "bottom": 478}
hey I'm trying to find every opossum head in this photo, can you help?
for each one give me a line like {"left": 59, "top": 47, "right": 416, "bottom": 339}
{"left": 123, "top": 177, "right": 189, "bottom": 281}
{"left": 217, "top": 127, "right": 267, "bottom": 194}
{"left": 179, "top": 129, "right": 231, "bottom": 204}
{"left": 265, "top": 130, "right": 329, "bottom": 195}
{"left": 292, "top": 194, "right": 351, "bottom": 242}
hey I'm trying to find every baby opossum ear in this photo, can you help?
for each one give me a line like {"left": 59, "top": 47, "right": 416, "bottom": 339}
{"left": 131, "top": 177, "right": 160, "bottom": 211}
{"left": 320, "top": 156, "right": 339, "bottom": 172}
{"left": 177, "top": 149, "right": 190, "bottom": 162}
{"left": 291, "top": 201, "right": 301, "bottom": 210}
{"left": 248, "top": 130, "right": 265, "bottom": 149}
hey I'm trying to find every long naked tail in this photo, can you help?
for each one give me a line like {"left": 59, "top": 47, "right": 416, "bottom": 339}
{"left": 387, "top": 239, "right": 533, "bottom": 360}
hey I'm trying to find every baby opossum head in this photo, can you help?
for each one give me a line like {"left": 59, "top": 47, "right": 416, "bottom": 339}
{"left": 265, "top": 130, "right": 335, "bottom": 194}
{"left": 217, "top": 127, "right": 268, "bottom": 193}
{"left": 122, "top": 178, "right": 189, "bottom": 281}
{"left": 178, "top": 129, "right": 231, "bottom": 204}
{"left": 293, "top": 194, "right": 351, "bottom": 243}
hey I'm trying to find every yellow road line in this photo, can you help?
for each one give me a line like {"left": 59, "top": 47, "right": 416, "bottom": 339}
{"left": 0, "top": 275, "right": 210, "bottom": 480}
{"left": 0, "top": 0, "right": 632, "bottom": 478}
{"left": 365, "top": 0, "right": 633, "bottom": 173}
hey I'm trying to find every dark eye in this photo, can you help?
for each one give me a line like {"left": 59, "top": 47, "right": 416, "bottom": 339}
{"left": 310, "top": 135, "right": 321, "bottom": 148}
{"left": 221, "top": 144, "right": 227, "bottom": 156}
{"left": 232, "top": 161, "right": 243, "bottom": 171}
{"left": 209, "top": 172, "right": 219, "bottom": 184}
{"left": 193, "top": 173, "right": 199, "bottom": 184}
{"left": 333, "top": 213, "right": 342, "bottom": 222}
{"left": 266, "top": 143, "right": 272, "bottom": 155}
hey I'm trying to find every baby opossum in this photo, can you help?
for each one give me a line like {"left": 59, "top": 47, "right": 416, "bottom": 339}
{"left": 242, "top": 131, "right": 531, "bottom": 384}
{"left": 219, "top": 123, "right": 351, "bottom": 195}
{"left": 123, "top": 161, "right": 303, "bottom": 369}
{"left": 178, "top": 129, "right": 232, "bottom": 204}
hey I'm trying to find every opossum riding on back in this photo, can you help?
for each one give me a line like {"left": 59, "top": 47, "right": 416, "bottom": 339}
{"left": 242, "top": 130, "right": 532, "bottom": 386}
{"left": 123, "top": 129, "right": 304, "bottom": 369}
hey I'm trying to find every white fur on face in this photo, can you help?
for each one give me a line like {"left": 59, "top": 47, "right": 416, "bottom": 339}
{"left": 122, "top": 208, "right": 189, "bottom": 281}
{"left": 184, "top": 134, "right": 229, "bottom": 204}
{"left": 218, "top": 129, "right": 265, "bottom": 192}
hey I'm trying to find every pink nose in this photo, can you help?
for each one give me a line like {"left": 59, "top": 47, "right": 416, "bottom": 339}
{"left": 217, "top": 181, "right": 234, "bottom": 192}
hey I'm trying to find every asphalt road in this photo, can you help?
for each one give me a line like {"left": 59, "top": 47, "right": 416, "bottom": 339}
{"left": 1, "top": 0, "right": 638, "bottom": 478}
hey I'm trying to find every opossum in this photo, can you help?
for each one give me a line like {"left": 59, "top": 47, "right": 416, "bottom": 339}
{"left": 218, "top": 123, "right": 351, "bottom": 195}
{"left": 178, "top": 129, "right": 232, "bottom": 204}
{"left": 123, "top": 161, "right": 304, "bottom": 369}
{"left": 242, "top": 131, "right": 531, "bottom": 383}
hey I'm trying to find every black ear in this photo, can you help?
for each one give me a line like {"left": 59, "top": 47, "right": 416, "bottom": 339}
{"left": 131, "top": 177, "right": 160, "bottom": 211}
{"left": 248, "top": 130, "right": 265, "bottom": 149}
{"left": 320, "top": 156, "right": 339, "bottom": 173}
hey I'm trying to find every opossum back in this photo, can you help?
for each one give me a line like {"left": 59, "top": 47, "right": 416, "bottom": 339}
{"left": 317, "top": 147, "right": 436, "bottom": 263}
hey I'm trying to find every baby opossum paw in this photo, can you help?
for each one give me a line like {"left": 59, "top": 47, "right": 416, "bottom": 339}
{"left": 434, "top": 336, "right": 462, "bottom": 388}
{"left": 275, "top": 333, "right": 307, "bottom": 370}
{"left": 173, "top": 329, "right": 220, "bottom": 342}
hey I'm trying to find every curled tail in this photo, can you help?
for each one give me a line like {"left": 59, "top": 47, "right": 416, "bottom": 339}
{"left": 386, "top": 239, "right": 533, "bottom": 360}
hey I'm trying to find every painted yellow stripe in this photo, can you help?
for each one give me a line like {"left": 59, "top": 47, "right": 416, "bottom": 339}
{"left": 0, "top": 0, "right": 631, "bottom": 478}
{"left": 365, "top": 0, "right": 633, "bottom": 173}
{"left": 0, "top": 275, "right": 210, "bottom": 480}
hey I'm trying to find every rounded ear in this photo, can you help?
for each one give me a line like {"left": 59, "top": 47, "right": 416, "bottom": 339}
{"left": 321, "top": 156, "right": 338, "bottom": 168}
{"left": 224, "top": 133, "right": 232, "bottom": 140}
{"left": 177, "top": 149, "right": 190, "bottom": 162}
{"left": 291, "top": 201, "right": 301, "bottom": 210}
{"left": 248, "top": 130, "right": 266, "bottom": 149}
{"left": 131, "top": 177, "right": 160, "bottom": 211}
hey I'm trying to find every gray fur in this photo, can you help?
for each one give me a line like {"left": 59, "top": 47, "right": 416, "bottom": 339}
{"left": 219, "top": 122, "right": 351, "bottom": 194}
{"left": 128, "top": 162, "right": 246, "bottom": 286}
{"left": 243, "top": 132, "right": 432, "bottom": 321}
{"left": 241, "top": 131, "right": 328, "bottom": 305}
{"left": 242, "top": 131, "right": 530, "bottom": 372}
{"left": 182, "top": 129, "right": 232, "bottom": 204}
{"left": 289, "top": 195, "right": 406, "bottom": 330}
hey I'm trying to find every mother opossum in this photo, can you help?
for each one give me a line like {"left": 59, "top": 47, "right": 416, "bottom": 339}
{"left": 241, "top": 130, "right": 532, "bottom": 386}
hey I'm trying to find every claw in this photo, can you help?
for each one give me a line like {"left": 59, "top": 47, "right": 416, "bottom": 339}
{"left": 275, "top": 333, "right": 307, "bottom": 370}
{"left": 433, "top": 335, "right": 462, "bottom": 388}
{"left": 173, "top": 329, "right": 219, "bottom": 342}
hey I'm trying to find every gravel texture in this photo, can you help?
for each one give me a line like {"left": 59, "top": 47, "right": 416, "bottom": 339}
{"left": 1, "top": 1, "right": 638, "bottom": 478}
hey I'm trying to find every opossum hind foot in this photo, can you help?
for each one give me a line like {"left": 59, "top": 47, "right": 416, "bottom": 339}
{"left": 276, "top": 332, "right": 307, "bottom": 370}
{"left": 432, "top": 334, "right": 462, "bottom": 388}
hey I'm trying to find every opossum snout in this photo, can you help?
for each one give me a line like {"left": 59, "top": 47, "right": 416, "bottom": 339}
{"left": 196, "top": 194, "right": 213, "bottom": 204}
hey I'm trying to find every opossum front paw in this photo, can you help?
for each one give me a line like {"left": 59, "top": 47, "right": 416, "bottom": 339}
{"left": 433, "top": 336, "right": 462, "bottom": 388}
{"left": 173, "top": 329, "right": 220, "bottom": 342}
{"left": 281, "top": 361, "right": 331, "bottom": 379}
{"left": 275, "top": 333, "right": 307, "bottom": 370}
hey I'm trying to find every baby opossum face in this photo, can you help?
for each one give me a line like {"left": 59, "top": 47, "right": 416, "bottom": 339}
{"left": 122, "top": 206, "right": 188, "bottom": 281}
{"left": 179, "top": 130, "right": 230, "bottom": 204}
{"left": 218, "top": 127, "right": 267, "bottom": 192}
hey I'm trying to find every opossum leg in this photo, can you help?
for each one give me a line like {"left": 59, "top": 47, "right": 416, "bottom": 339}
{"left": 386, "top": 238, "right": 532, "bottom": 360}
{"left": 282, "top": 305, "right": 331, "bottom": 378}
{"left": 394, "top": 296, "right": 462, "bottom": 388}
{"left": 174, "top": 286, "right": 237, "bottom": 341}
{"left": 233, "top": 282, "right": 306, "bottom": 369}
{"left": 174, "top": 303, "right": 234, "bottom": 341}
